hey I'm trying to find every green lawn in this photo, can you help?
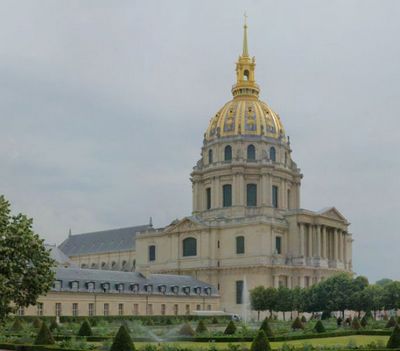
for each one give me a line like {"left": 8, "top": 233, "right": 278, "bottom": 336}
{"left": 130, "top": 335, "right": 389, "bottom": 350}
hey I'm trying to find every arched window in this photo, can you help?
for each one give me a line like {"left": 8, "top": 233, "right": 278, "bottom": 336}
{"left": 243, "top": 70, "right": 249, "bottom": 81}
{"left": 224, "top": 145, "right": 232, "bottom": 161}
{"left": 183, "top": 237, "right": 197, "bottom": 257}
{"left": 148, "top": 245, "right": 156, "bottom": 262}
{"left": 269, "top": 147, "right": 276, "bottom": 162}
{"left": 222, "top": 184, "right": 232, "bottom": 207}
{"left": 247, "top": 184, "right": 257, "bottom": 207}
{"left": 236, "top": 236, "right": 245, "bottom": 254}
{"left": 208, "top": 149, "right": 213, "bottom": 164}
{"left": 247, "top": 144, "right": 256, "bottom": 160}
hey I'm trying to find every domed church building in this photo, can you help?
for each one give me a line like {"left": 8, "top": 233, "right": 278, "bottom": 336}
{"left": 59, "top": 21, "right": 353, "bottom": 316}
{"left": 134, "top": 21, "right": 353, "bottom": 313}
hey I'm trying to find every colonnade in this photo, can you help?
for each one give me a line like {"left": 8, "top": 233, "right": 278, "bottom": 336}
{"left": 298, "top": 223, "right": 349, "bottom": 263}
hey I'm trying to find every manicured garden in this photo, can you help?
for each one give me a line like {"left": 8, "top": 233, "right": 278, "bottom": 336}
{"left": 1, "top": 314, "right": 400, "bottom": 351}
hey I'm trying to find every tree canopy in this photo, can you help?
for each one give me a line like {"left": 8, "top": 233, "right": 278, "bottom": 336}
{"left": 0, "top": 195, "right": 55, "bottom": 322}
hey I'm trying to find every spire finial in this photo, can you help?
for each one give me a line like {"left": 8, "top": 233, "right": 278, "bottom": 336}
{"left": 68, "top": 228, "right": 72, "bottom": 237}
{"left": 149, "top": 216, "right": 153, "bottom": 228}
{"left": 242, "top": 12, "right": 249, "bottom": 57}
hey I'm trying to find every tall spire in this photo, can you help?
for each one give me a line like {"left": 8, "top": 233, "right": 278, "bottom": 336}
{"left": 242, "top": 12, "right": 249, "bottom": 57}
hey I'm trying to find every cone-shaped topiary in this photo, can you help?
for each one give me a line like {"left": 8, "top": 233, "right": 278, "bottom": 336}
{"left": 196, "top": 320, "right": 208, "bottom": 334}
{"left": 314, "top": 320, "right": 326, "bottom": 333}
{"left": 224, "top": 320, "right": 237, "bottom": 335}
{"left": 166, "top": 317, "right": 173, "bottom": 325}
{"left": 78, "top": 319, "right": 93, "bottom": 337}
{"left": 10, "top": 318, "right": 23, "bottom": 332}
{"left": 387, "top": 324, "right": 400, "bottom": 348}
{"left": 337, "top": 316, "right": 343, "bottom": 326}
{"left": 49, "top": 319, "right": 59, "bottom": 332}
{"left": 259, "top": 317, "right": 273, "bottom": 338}
{"left": 300, "top": 315, "right": 307, "bottom": 323}
{"left": 33, "top": 318, "right": 42, "bottom": 329}
{"left": 351, "top": 317, "right": 361, "bottom": 330}
{"left": 110, "top": 325, "right": 135, "bottom": 351}
{"left": 364, "top": 310, "right": 373, "bottom": 319}
{"left": 34, "top": 322, "right": 55, "bottom": 345}
{"left": 179, "top": 322, "right": 196, "bottom": 336}
{"left": 211, "top": 316, "right": 218, "bottom": 324}
{"left": 291, "top": 316, "right": 304, "bottom": 330}
{"left": 386, "top": 316, "right": 397, "bottom": 328}
{"left": 321, "top": 311, "right": 331, "bottom": 320}
{"left": 250, "top": 330, "right": 271, "bottom": 351}
{"left": 360, "top": 315, "right": 368, "bottom": 328}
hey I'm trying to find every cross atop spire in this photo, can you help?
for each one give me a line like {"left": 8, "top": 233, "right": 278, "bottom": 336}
{"left": 242, "top": 12, "right": 249, "bottom": 57}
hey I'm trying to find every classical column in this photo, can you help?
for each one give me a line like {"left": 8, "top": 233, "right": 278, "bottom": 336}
{"left": 214, "top": 177, "right": 220, "bottom": 208}
{"left": 308, "top": 225, "right": 313, "bottom": 257}
{"left": 343, "top": 233, "right": 347, "bottom": 265}
{"left": 322, "top": 226, "right": 327, "bottom": 259}
{"left": 238, "top": 173, "right": 244, "bottom": 206}
{"left": 299, "top": 223, "right": 305, "bottom": 257}
{"left": 333, "top": 229, "right": 338, "bottom": 261}
{"left": 299, "top": 275, "right": 305, "bottom": 288}
{"left": 273, "top": 275, "right": 279, "bottom": 288}
{"left": 287, "top": 276, "right": 292, "bottom": 288}
{"left": 261, "top": 172, "right": 268, "bottom": 206}
{"left": 267, "top": 173, "right": 272, "bottom": 207}
{"left": 316, "top": 225, "right": 321, "bottom": 257}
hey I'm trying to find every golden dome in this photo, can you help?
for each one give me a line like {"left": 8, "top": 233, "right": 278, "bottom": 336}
{"left": 205, "top": 99, "right": 286, "bottom": 141}
{"left": 205, "top": 18, "right": 286, "bottom": 142}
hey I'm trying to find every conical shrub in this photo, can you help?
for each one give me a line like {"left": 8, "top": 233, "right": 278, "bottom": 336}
{"left": 291, "top": 316, "right": 304, "bottom": 330}
{"left": 250, "top": 330, "right": 271, "bottom": 351}
{"left": 259, "top": 317, "right": 273, "bottom": 338}
{"left": 300, "top": 315, "right": 307, "bottom": 323}
{"left": 196, "top": 320, "right": 208, "bottom": 334}
{"left": 49, "top": 319, "right": 59, "bottom": 332}
{"left": 33, "top": 318, "right": 42, "bottom": 329}
{"left": 211, "top": 316, "right": 218, "bottom": 324}
{"left": 386, "top": 316, "right": 397, "bottom": 328}
{"left": 337, "top": 317, "right": 343, "bottom": 326}
{"left": 179, "top": 322, "right": 195, "bottom": 336}
{"left": 360, "top": 315, "right": 368, "bottom": 328}
{"left": 314, "top": 320, "right": 326, "bottom": 333}
{"left": 351, "top": 317, "right": 361, "bottom": 330}
{"left": 110, "top": 325, "right": 135, "bottom": 351}
{"left": 78, "top": 319, "right": 93, "bottom": 337}
{"left": 387, "top": 324, "right": 400, "bottom": 348}
{"left": 10, "top": 318, "right": 23, "bottom": 332}
{"left": 34, "top": 322, "right": 55, "bottom": 345}
{"left": 224, "top": 320, "right": 237, "bottom": 335}
{"left": 364, "top": 310, "right": 373, "bottom": 319}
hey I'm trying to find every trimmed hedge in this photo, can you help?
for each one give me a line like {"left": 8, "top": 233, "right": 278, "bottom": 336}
{"left": 250, "top": 330, "right": 271, "bottom": 351}
{"left": 34, "top": 323, "right": 55, "bottom": 345}
{"left": 77, "top": 320, "right": 92, "bottom": 337}
{"left": 110, "top": 325, "right": 134, "bottom": 351}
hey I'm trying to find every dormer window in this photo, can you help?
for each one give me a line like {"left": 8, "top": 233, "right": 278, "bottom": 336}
{"left": 204, "top": 287, "right": 212, "bottom": 296}
{"left": 158, "top": 285, "right": 167, "bottom": 294}
{"left": 194, "top": 286, "right": 202, "bottom": 295}
{"left": 54, "top": 280, "right": 62, "bottom": 291}
{"left": 101, "top": 283, "right": 110, "bottom": 292}
{"left": 171, "top": 285, "right": 179, "bottom": 295}
{"left": 116, "top": 283, "right": 124, "bottom": 292}
{"left": 183, "top": 286, "right": 191, "bottom": 295}
{"left": 71, "top": 281, "right": 79, "bottom": 291}
{"left": 145, "top": 284, "right": 153, "bottom": 293}
{"left": 131, "top": 283, "right": 139, "bottom": 293}
{"left": 87, "top": 282, "right": 95, "bottom": 292}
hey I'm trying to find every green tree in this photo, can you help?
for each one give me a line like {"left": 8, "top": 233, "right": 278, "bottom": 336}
{"left": 179, "top": 322, "right": 196, "bottom": 336}
{"left": 259, "top": 317, "right": 273, "bottom": 337}
{"left": 251, "top": 286, "right": 267, "bottom": 321}
{"left": 386, "top": 316, "right": 397, "bottom": 329}
{"left": 264, "top": 287, "right": 278, "bottom": 317}
{"left": 195, "top": 320, "right": 208, "bottom": 334}
{"left": 376, "top": 278, "right": 393, "bottom": 287}
{"left": 34, "top": 322, "right": 55, "bottom": 345}
{"left": 275, "top": 286, "right": 292, "bottom": 321}
{"left": 10, "top": 318, "right": 23, "bottom": 332}
{"left": 250, "top": 330, "right": 271, "bottom": 351}
{"left": 387, "top": 324, "right": 400, "bottom": 348}
{"left": 0, "top": 195, "right": 55, "bottom": 322}
{"left": 351, "top": 317, "right": 361, "bottom": 330}
{"left": 314, "top": 320, "right": 326, "bottom": 333}
{"left": 359, "top": 285, "right": 384, "bottom": 319}
{"left": 78, "top": 319, "right": 93, "bottom": 337}
{"left": 291, "top": 316, "right": 304, "bottom": 330}
{"left": 110, "top": 325, "right": 135, "bottom": 351}
{"left": 382, "top": 281, "right": 400, "bottom": 311}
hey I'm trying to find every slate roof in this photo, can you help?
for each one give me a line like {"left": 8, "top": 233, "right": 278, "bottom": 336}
{"left": 53, "top": 267, "right": 218, "bottom": 297}
{"left": 58, "top": 225, "right": 151, "bottom": 256}
{"left": 45, "top": 244, "right": 75, "bottom": 266}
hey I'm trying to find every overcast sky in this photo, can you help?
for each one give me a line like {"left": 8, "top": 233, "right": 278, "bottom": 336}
{"left": 1, "top": 1, "right": 399, "bottom": 283}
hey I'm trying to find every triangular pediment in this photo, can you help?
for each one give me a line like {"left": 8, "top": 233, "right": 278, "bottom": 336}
{"left": 163, "top": 217, "right": 207, "bottom": 233}
{"left": 318, "top": 207, "right": 347, "bottom": 222}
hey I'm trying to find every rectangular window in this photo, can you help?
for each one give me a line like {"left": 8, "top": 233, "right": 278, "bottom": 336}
{"left": 88, "top": 303, "right": 94, "bottom": 317}
{"left": 55, "top": 303, "right": 62, "bottom": 317}
{"left": 206, "top": 187, "right": 211, "bottom": 210}
{"left": 37, "top": 303, "right": 43, "bottom": 316}
{"left": 236, "top": 236, "right": 245, "bottom": 254}
{"left": 185, "top": 304, "right": 190, "bottom": 315}
{"left": 72, "top": 303, "right": 78, "bottom": 317}
{"left": 207, "top": 304, "right": 212, "bottom": 311}
{"left": 223, "top": 184, "right": 232, "bottom": 207}
{"left": 236, "top": 280, "right": 243, "bottom": 304}
{"left": 133, "top": 304, "right": 139, "bottom": 315}
{"left": 161, "top": 304, "right": 166, "bottom": 315}
{"left": 118, "top": 303, "right": 124, "bottom": 316}
{"left": 196, "top": 304, "right": 201, "bottom": 311}
{"left": 147, "top": 304, "right": 153, "bottom": 315}
{"left": 148, "top": 245, "right": 156, "bottom": 262}
{"left": 246, "top": 184, "right": 257, "bottom": 206}
{"left": 275, "top": 236, "right": 282, "bottom": 254}
{"left": 104, "top": 303, "right": 109, "bottom": 316}
{"left": 173, "top": 304, "right": 178, "bottom": 315}
{"left": 18, "top": 306, "right": 25, "bottom": 316}
{"left": 272, "top": 185, "right": 279, "bottom": 208}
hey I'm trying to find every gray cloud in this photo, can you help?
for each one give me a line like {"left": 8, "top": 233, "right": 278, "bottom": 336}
{"left": 0, "top": 0, "right": 399, "bottom": 282}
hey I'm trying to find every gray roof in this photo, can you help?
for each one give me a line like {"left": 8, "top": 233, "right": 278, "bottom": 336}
{"left": 45, "top": 244, "right": 77, "bottom": 267}
{"left": 53, "top": 267, "right": 218, "bottom": 297}
{"left": 58, "top": 225, "right": 151, "bottom": 256}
